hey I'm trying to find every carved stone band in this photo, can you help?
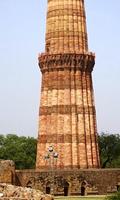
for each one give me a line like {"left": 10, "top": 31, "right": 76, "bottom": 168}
{"left": 38, "top": 134, "right": 97, "bottom": 144}
{"left": 38, "top": 53, "right": 95, "bottom": 73}
{"left": 39, "top": 105, "right": 95, "bottom": 115}
{"left": 47, "top": 8, "right": 85, "bottom": 18}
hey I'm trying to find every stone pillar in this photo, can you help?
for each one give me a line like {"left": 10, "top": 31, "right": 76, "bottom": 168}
{"left": 36, "top": 0, "right": 100, "bottom": 170}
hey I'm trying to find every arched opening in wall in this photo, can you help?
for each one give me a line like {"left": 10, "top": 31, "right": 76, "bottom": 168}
{"left": 46, "top": 182, "right": 51, "bottom": 194}
{"left": 117, "top": 183, "right": 120, "bottom": 191}
{"left": 26, "top": 181, "right": 32, "bottom": 188}
{"left": 81, "top": 180, "right": 87, "bottom": 196}
{"left": 46, "top": 186, "right": 51, "bottom": 194}
{"left": 64, "top": 181, "right": 69, "bottom": 196}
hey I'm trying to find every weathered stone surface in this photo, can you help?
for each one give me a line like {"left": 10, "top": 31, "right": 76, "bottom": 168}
{"left": 0, "top": 160, "right": 15, "bottom": 184}
{"left": 0, "top": 184, "right": 53, "bottom": 200}
{"left": 15, "top": 169, "right": 120, "bottom": 195}
{"left": 0, "top": 160, "right": 15, "bottom": 171}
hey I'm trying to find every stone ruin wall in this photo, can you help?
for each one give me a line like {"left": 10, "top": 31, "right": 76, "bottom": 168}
{"left": 0, "top": 160, "right": 120, "bottom": 196}
{"left": 15, "top": 169, "right": 120, "bottom": 195}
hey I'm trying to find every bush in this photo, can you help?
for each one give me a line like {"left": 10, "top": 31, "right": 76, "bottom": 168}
{"left": 106, "top": 191, "right": 120, "bottom": 200}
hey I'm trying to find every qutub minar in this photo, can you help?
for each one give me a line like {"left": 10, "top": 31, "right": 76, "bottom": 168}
{"left": 0, "top": 0, "right": 120, "bottom": 196}
{"left": 36, "top": 0, "right": 100, "bottom": 170}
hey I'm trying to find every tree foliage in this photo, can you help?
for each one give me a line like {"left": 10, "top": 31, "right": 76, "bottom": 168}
{"left": 0, "top": 133, "right": 120, "bottom": 169}
{"left": 0, "top": 134, "right": 37, "bottom": 169}
{"left": 98, "top": 133, "right": 120, "bottom": 168}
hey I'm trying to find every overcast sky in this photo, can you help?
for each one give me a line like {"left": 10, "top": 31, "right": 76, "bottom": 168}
{"left": 0, "top": 0, "right": 120, "bottom": 137}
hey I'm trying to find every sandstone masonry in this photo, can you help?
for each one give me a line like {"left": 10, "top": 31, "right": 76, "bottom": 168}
{"left": 36, "top": 0, "right": 100, "bottom": 170}
{"left": 0, "top": 160, "right": 120, "bottom": 196}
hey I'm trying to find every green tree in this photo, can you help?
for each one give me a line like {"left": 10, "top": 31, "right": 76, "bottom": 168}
{"left": 1, "top": 133, "right": 120, "bottom": 169}
{"left": 98, "top": 133, "right": 120, "bottom": 168}
{"left": 0, "top": 134, "right": 37, "bottom": 169}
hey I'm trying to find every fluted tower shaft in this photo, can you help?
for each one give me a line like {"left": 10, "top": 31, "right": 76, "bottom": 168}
{"left": 46, "top": 0, "right": 88, "bottom": 53}
{"left": 36, "top": 0, "right": 100, "bottom": 169}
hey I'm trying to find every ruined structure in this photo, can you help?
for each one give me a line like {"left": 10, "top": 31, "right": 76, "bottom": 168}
{"left": 1, "top": 160, "right": 120, "bottom": 196}
{"left": 0, "top": 183, "right": 53, "bottom": 200}
{"left": 36, "top": 0, "right": 100, "bottom": 170}
{"left": 0, "top": 160, "right": 15, "bottom": 184}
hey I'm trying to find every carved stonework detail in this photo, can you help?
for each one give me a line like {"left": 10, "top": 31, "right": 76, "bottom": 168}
{"left": 39, "top": 53, "right": 95, "bottom": 73}
{"left": 39, "top": 105, "right": 96, "bottom": 115}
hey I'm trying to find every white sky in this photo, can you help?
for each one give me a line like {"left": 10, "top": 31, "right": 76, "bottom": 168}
{"left": 0, "top": 0, "right": 120, "bottom": 137}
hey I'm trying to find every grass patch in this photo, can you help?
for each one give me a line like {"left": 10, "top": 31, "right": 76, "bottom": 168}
{"left": 55, "top": 196, "right": 105, "bottom": 200}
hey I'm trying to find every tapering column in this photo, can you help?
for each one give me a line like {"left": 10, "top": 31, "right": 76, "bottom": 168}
{"left": 36, "top": 0, "right": 100, "bottom": 170}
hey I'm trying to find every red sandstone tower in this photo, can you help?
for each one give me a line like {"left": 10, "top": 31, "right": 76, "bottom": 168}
{"left": 36, "top": 0, "right": 100, "bottom": 169}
